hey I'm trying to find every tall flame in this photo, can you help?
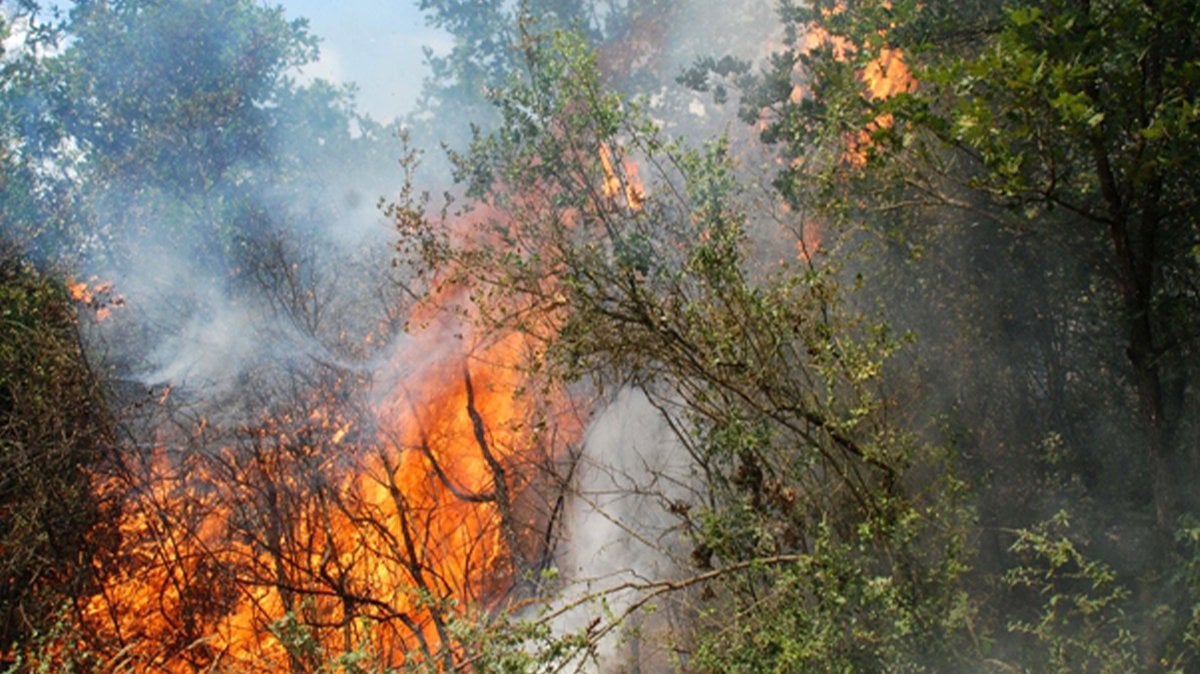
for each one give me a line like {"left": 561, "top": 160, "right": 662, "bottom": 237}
{"left": 64, "top": 195, "right": 599, "bottom": 674}
{"left": 76, "top": 327, "right": 562, "bottom": 670}
{"left": 599, "top": 143, "right": 646, "bottom": 211}
{"left": 33, "top": 33, "right": 666, "bottom": 672}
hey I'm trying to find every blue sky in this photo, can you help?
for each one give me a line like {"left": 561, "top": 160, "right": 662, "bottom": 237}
{"left": 277, "top": 0, "right": 449, "bottom": 122}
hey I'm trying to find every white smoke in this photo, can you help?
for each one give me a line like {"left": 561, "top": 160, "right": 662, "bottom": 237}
{"left": 552, "top": 387, "right": 699, "bottom": 670}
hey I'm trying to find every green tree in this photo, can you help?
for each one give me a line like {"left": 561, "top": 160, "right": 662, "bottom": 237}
{"left": 685, "top": 0, "right": 1200, "bottom": 667}
{"left": 7, "top": 0, "right": 400, "bottom": 271}
{"left": 1, "top": 2, "right": 76, "bottom": 261}
{"left": 407, "top": 0, "right": 775, "bottom": 181}
{"left": 395, "top": 27, "right": 975, "bottom": 671}
{"left": 720, "top": 0, "right": 1200, "bottom": 529}
{"left": 35, "top": 0, "right": 318, "bottom": 267}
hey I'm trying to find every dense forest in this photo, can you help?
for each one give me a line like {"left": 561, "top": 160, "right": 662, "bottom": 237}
{"left": 2, "top": 0, "right": 1199, "bottom": 671}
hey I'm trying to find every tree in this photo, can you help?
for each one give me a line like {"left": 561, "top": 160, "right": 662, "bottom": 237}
{"left": 397, "top": 2, "right": 1200, "bottom": 669}
{"left": 684, "top": 0, "right": 1200, "bottom": 666}
{"left": 7, "top": 0, "right": 402, "bottom": 270}
{"left": 717, "top": 0, "right": 1200, "bottom": 528}
{"left": 1, "top": 2, "right": 78, "bottom": 261}
{"left": 394, "top": 27, "right": 975, "bottom": 671}
{"left": 8, "top": 0, "right": 1197, "bottom": 669}
{"left": 406, "top": 0, "right": 775, "bottom": 181}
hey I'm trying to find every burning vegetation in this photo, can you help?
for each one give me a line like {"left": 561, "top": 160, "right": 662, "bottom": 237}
{"left": 57, "top": 234, "right": 584, "bottom": 671}
{"left": 4, "top": 0, "right": 1200, "bottom": 672}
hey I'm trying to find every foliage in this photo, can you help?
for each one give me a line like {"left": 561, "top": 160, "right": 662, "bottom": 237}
{"left": 395, "top": 26, "right": 977, "bottom": 671}
{"left": 4, "top": 0, "right": 400, "bottom": 273}
{"left": 0, "top": 256, "right": 114, "bottom": 665}
{"left": 269, "top": 609, "right": 400, "bottom": 674}
{"left": 401, "top": 607, "right": 596, "bottom": 674}
{"left": 53, "top": 0, "right": 317, "bottom": 191}
{"left": 403, "top": 0, "right": 1200, "bottom": 669}
{"left": 682, "top": 0, "right": 1200, "bottom": 668}
{"left": 699, "top": 0, "right": 1200, "bottom": 524}
{"left": 998, "top": 512, "right": 1141, "bottom": 673}
{"left": 0, "top": 3, "right": 76, "bottom": 260}
{"left": 0, "top": 603, "right": 106, "bottom": 674}
{"left": 2, "top": 1, "right": 407, "bottom": 670}
{"left": 691, "top": 516, "right": 975, "bottom": 673}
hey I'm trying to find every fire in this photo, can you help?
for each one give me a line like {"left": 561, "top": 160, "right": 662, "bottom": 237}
{"left": 67, "top": 280, "right": 90, "bottom": 302}
{"left": 861, "top": 47, "right": 913, "bottom": 101}
{"left": 362, "top": 329, "right": 553, "bottom": 649}
{"left": 331, "top": 423, "right": 350, "bottom": 445}
{"left": 744, "top": 8, "right": 918, "bottom": 264}
{"left": 63, "top": 202, "right": 586, "bottom": 672}
{"left": 67, "top": 276, "right": 124, "bottom": 321}
{"left": 73, "top": 326, "right": 561, "bottom": 671}
{"left": 82, "top": 452, "right": 277, "bottom": 671}
{"left": 845, "top": 43, "right": 914, "bottom": 166}
{"left": 38, "top": 36, "right": 658, "bottom": 670}
{"left": 599, "top": 143, "right": 646, "bottom": 211}
{"left": 788, "top": 8, "right": 917, "bottom": 166}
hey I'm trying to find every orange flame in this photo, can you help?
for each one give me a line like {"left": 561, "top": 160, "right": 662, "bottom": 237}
{"left": 862, "top": 47, "right": 914, "bottom": 101}
{"left": 67, "top": 277, "right": 124, "bottom": 321}
{"left": 69, "top": 221, "right": 578, "bottom": 673}
{"left": 784, "top": 9, "right": 917, "bottom": 166}
{"left": 599, "top": 143, "right": 646, "bottom": 211}
{"left": 77, "top": 336, "right": 562, "bottom": 670}
{"left": 58, "top": 27, "right": 667, "bottom": 671}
